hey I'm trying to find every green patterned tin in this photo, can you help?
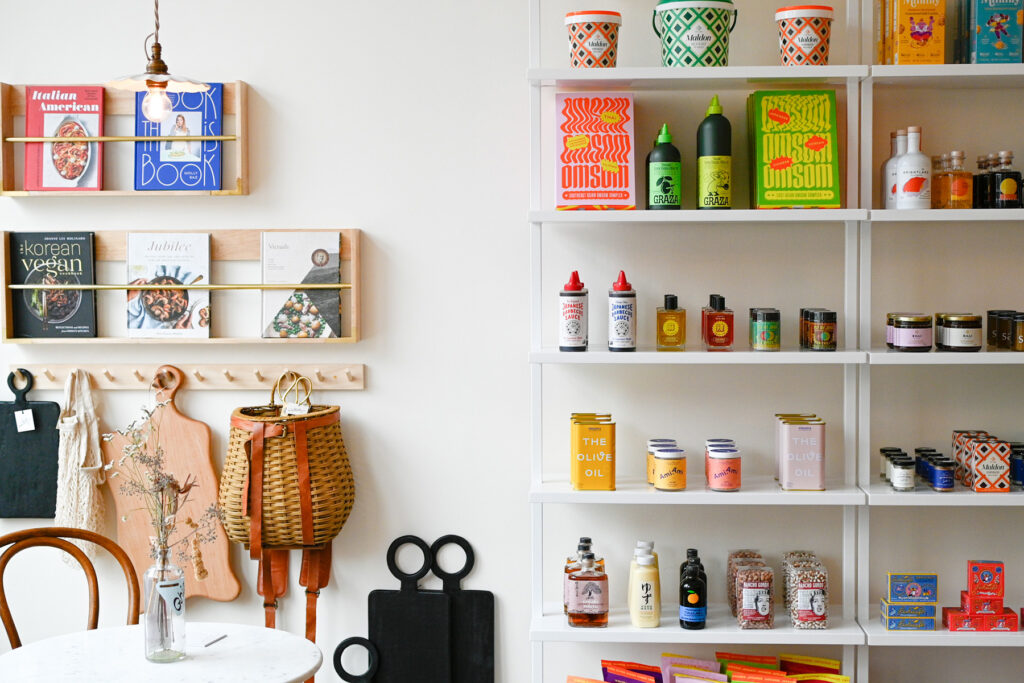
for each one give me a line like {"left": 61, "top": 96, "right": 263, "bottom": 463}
{"left": 652, "top": 0, "right": 738, "bottom": 67}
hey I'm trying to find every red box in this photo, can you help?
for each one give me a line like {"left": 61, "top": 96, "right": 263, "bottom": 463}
{"left": 987, "top": 608, "right": 1018, "bottom": 632}
{"left": 968, "top": 560, "right": 1005, "bottom": 597}
{"left": 944, "top": 607, "right": 983, "bottom": 631}
{"left": 961, "top": 590, "right": 1003, "bottom": 614}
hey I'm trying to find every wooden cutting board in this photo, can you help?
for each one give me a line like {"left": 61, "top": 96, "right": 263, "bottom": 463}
{"left": 102, "top": 365, "right": 239, "bottom": 603}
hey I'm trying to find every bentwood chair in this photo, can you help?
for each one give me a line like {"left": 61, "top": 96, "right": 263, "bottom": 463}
{"left": 0, "top": 527, "right": 140, "bottom": 648}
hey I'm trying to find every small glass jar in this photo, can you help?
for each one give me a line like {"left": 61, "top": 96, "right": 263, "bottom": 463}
{"left": 801, "top": 308, "right": 824, "bottom": 349}
{"left": 998, "top": 310, "right": 1017, "bottom": 349}
{"left": 892, "top": 314, "right": 933, "bottom": 352}
{"left": 750, "top": 308, "right": 781, "bottom": 351}
{"left": 879, "top": 447, "right": 903, "bottom": 482}
{"left": 987, "top": 310, "right": 1014, "bottom": 347}
{"left": 934, "top": 313, "right": 949, "bottom": 350}
{"left": 647, "top": 439, "right": 677, "bottom": 486}
{"left": 944, "top": 314, "right": 983, "bottom": 352}
{"left": 707, "top": 448, "right": 741, "bottom": 491}
{"left": 808, "top": 310, "right": 837, "bottom": 351}
{"left": 931, "top": 459, "right": 955, "bottom": 492}
{"left": 653, "top": 448, "right": 687, "bottom": 491}
{"left": 890, "top": 458, "right": 916, "bottom": 492}
{"left": 1014, "top": 313, "right": 1024, "bottom": 352}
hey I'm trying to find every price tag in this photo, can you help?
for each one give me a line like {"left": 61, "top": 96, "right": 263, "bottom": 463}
{"left": 15, "top": 409, "right": 35, "bottom": 433}
{"left": 283, "top": 402, "right": 310, "bottom": 416}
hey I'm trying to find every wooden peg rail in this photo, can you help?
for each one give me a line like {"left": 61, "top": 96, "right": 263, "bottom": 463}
{"left": 11, "top": 364, "right": 365, "bottom": 391}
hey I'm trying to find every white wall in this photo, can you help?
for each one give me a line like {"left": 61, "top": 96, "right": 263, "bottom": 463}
{"left": 1, "top": 2, "right": 1023, "bottom": 682}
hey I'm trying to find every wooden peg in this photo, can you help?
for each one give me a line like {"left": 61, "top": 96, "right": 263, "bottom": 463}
{"left": 223, "top": 369, "right": 234, "bottom": 382}
{"left": 253, "top": 369, "right": 265, "bottom": 382}
{"left": 193, "top": 369, "right": 205, "bottom": 382}
{"left": 315, "top": 368, "right": 326, "bottom": 383}
{"left": 42, "top": 368, "right": 56, "bottom": 382}
{"left": 344, "top": 368, "right": 355, "bottom": 382}
{"left": 102, "top": 369, "right": 115, "bottom": 382}
{"left": 133, "top": 369, "right": 145, "bottom": 382}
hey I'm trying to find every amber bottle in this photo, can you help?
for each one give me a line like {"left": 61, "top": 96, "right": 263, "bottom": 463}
{"left": 568, "top": 553, "right": 608, "bottom": 628}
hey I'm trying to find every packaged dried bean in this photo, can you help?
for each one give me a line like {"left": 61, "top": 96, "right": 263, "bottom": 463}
{"left": 736, "top": 565, "right": 774, "bottom": 629}
{"left": 785, "top": 558, "right": 822, "bottom": 609}
{"left": 727, "top": 551, "right": 763, "bottom": 616}
{"left": 791, "top": 564, "right": 829, "bottom": 629}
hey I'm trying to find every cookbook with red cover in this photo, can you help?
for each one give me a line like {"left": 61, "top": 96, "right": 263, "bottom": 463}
{"left": 24, "top": 85, "right": 103, "bottom": 191}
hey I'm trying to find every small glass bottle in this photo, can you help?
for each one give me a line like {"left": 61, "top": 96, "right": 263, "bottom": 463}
{"left": 947, "top": 151, "right": 973, "bottom": 209}
{"left": 983, "top": 153, "right": 999, "bottom": 207}
{"left": 563, "top": 542, "right": 589, "bottom": 614}
{"left": 568, "top": 552, "right": 608, "bottom": 628}
{"left": 931, "top": 154, "right": 948, "bottom": 209}
{"left": 999, "top": 310, "right": 1017, "bottom": 349}
{"left": 144, "top": 548, "right": 186, "bottom": 662}
{"left": 679, "top": 562, "right": 707, "bottom": 630}
{"left": 1014, "top": 313, "right": 1024, "bottom": 352}
{"left": 974, "top": 155, "right": 989, "bottom": 208}
{"left": 896, "top": 126, "right": 930, "bottom": 209}
{"left": 704, "top": 294, "right": 734, "bottom": 351}
{"left": 656, "top": 294, "right": 686, "bottom": 351}
{"left": 992, "top": 151, "right": 1022, "bottom": 209}
{"left": 700, "top": 293, "right": 719, "bottom": 345}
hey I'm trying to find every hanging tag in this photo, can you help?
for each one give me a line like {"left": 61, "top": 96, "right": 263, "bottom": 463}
{"left": 283, "top": 402, "right": 310, "bottom": 416}
{"left": 157, "top": 578, "right": 185, "bottom": 616}
{"left": 15, "top": 409, "right": 35, "bottom": 433}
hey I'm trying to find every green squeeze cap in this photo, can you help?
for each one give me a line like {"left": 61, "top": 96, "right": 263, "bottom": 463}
{"left": 706, "top": 95, "right": 723, "bottom": 116}
{"left": 656, "top": 123, "right": 672, "bottom": 144}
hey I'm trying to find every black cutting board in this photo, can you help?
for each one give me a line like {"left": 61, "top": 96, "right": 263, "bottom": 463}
{"left": 0, "top": 370, "right": 60, "bottom": 518}
{"left": 432, "top": 535, "right": 495, "bottom": 683}
{"left": 367, "top": 536, "right": 451, "bottom": 683}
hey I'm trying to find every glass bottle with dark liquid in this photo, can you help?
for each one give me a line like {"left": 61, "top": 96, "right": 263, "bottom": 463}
{"left": 973, "top": 155, "right": 989, "bottom": 208}
{"left": 679, "top": 554, "right": 707, "bottom": 630}
{"left": 992, "top": 151, "right": 1022, "bottom": 209}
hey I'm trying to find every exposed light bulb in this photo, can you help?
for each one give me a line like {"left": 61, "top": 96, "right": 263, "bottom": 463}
{"left": 141, "top": 86, "right": 173, "bottom": 123}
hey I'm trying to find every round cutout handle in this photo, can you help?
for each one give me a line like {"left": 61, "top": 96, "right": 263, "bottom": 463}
{"left": 385, "top": 535, "right": 432, "bottom": 590}
{"left": 333, "top": 637, "right": 379, "bottom": 682}
{"left": 430, "top": 534, "right": 475, "bottom": 591}
{"left": 153, "top": 365, "right": 184, "bottom": 400}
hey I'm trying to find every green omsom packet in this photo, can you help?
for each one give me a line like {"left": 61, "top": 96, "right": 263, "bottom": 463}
{"left": 747, "top": 90, "right": 841, "bottom": 209}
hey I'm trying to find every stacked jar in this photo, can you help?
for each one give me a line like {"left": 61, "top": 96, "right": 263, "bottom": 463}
{"left": 749, "top": 308, "right": 781, "bottom": 351}
{"left": 799, "top": 308, "right": 837, "bottom": 351}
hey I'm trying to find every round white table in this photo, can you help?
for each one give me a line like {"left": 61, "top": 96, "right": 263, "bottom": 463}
{"left": 0, "top": 621, "right": 322, "bottom": 682}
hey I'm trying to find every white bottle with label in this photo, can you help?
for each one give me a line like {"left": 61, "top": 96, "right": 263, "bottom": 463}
{"left": 628, "top": 554, "right": 661, "bottom": 628}
{"left": 883, "top": 129, "right": 907, "bottom": 209}
{"left": 608, "top": 270, "right": 636, "bottom": 352}
{"left": 896, "top": 126, "right": 930, "bottom": 209}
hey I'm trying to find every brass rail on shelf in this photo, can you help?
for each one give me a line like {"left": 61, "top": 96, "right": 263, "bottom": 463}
{"left": 8, "top": 283, "right": 352, "bottom": 291}
{"left": 5, "top": 135, "right": 237, "bottom": 143}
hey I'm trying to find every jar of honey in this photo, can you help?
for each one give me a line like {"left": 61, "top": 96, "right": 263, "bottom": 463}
{"left": 892, "top": 314, "right": 932, "bottom": 352}
{"left": 943, "top": 314, "right": 982, "bottom": 352}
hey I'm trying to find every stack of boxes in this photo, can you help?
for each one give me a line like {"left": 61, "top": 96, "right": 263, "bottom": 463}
{"left": 570, "top": 413, "right": 615, "bottom": 491}
{"left": 952, "top": 430, "right": 1012, "bottom": 492}
{"left": 943, "top": 561, "right": 1019, "bottom": 632}
{"left": 881, "top": 573, "right": 938, "bottom": 630}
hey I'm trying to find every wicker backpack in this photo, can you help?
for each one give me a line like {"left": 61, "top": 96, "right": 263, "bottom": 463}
{"left": 219, "top": 374, "right": 355, "bottom": 642}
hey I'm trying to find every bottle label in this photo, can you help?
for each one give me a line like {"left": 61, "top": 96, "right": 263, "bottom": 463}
{"left": 885, "top": 166, "right": 899, "bottom": 209}
{"left": 947, "top": 327, "right": 981, "bottom": 348}
{"left": 662, "top": 319, "right": 680, "bottom": 336}
{"left": 569, "top": 578, "right": 608, "bottom": 615}
{"left": 998, "top": 177, "right": 1019, "bottom": 202}
{"left": 698, "top": 156, "right": 731, "bottom": 208}
{"left": 893, "top": 326, "right": 932, "bottom": 347}
{"left": 897, "top": 166, "right": 931, "bottom": 208}
{"left": 608, "top": 297, "right": 636, "bottom": 348}
{"left": 796, "top": 582, "right": 827, "bottom": 622}
{"left": 950, "top": 176, "right": 971, "bottom": 201}
{"left": 741, "top": 584, "right": 772, "bottom": 622}
{"left": 157, "top": 578, "right": 185, "bottom": 616}
{"left": 648, "top": 161, "right": 681, "bottom": 208}
{"left": 634, "top": 579, "right": 657, "bottom": 615}
{"left": 559, "top": 294, "right": 588, "bottom": 348}
{"left": 679, "top": 604, "right": 707, "bottom": 622}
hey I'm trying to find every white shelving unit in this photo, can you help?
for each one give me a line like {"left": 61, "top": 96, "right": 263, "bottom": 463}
{"left": 528, "top": 1, "right": 866, "bottom": 680}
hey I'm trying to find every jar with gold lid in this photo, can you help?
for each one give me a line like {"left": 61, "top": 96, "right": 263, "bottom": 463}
{"left": 892, "top": 314, "right": 933, "bottom": 352}
{"left": 943, "top": 314, "right": 982, "bottom": 352}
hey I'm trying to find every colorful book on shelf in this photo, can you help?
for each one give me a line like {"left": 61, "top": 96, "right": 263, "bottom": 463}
{"left": 23, "top": 86, "right": 104, "bottom": 191}
{"left": 555, "top": 92, "right": 635, "bottom": 210}
{"left": 133, "top": 83, "right": 223, "bottom": 191}
{"left": 126, "top": 233, "right": 210, "bottom": 338}
{"left": 746, "top": 90, "right": 841, "bottom": 209}
{"left": 9, "top": 232, "right": 96, "bottom": 338}
{"left": 261, "top": 232, "right": 341, "bottom": 338}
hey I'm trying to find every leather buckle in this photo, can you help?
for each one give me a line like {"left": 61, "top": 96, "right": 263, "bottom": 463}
{"left": 305, "top": 588, "right": 321, "bottom": 597}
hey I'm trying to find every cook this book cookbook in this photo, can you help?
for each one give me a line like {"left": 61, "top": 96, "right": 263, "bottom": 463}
{"left": 9, "top": 232, "right": 96, "bottom": 338}
{"left": 24, "top": 86, "right": 104, "bottom": 191}
{"left": 134, "top": 83, "right": 223, "bottom": 191}
{"left": 126, "top": 233, "right": 210, "bottom": 338}
{"left": 261, "top": 232, "right": 341, "bottom": 338}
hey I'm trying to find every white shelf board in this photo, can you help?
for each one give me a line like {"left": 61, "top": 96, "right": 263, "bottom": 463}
{"left": 864, "top": 483, "right": 1024, "bottom": 507}
{"left": 863, "top": 618, "right": 1024, "bottom": 646}
{"left": 532, "top": 478, "right": 864, "bottom": 506}
{"left": 868, "top": 349, "right": 1024, "bottom": 365}
{"left": 530, "top": 209, "right": 867, "bottom": 224}
{"left": 532, "top": 605, "right": 864, "bottom": 645}
{"left": 531, "top": 348, "right": 866, "bottom": 365}
{"left": 871, "top": 64, "right": 1024, "bottom": 89}
{"left": 529, "top": 66, "right": 868, "bottom": 90}
{"left": 870, "top": 209, "right": 1024, "bottom": 223}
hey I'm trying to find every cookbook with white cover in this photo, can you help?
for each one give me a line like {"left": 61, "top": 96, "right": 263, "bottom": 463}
{"left": 126, "top": 233, "right": 210, "bottom": 338}
{"left": 261, "top": 232, "right": 341, "bottom": 338}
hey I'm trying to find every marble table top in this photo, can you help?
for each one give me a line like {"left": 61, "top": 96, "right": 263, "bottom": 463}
{"left": 0, "top": 621, "right": 322, "bottom": 682}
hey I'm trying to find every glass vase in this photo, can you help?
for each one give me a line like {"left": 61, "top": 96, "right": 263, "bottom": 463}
{"left": 143, "top": 549, "right": 186, "bottom": 662}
